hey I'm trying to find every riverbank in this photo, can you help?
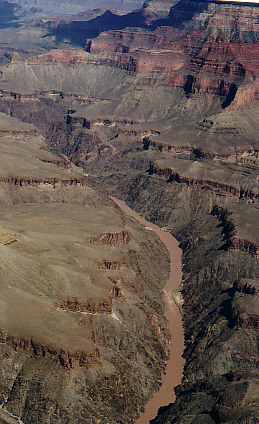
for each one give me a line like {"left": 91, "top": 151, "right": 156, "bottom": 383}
{"left": 111, "top": 197, "right": 185, "bottom": 424}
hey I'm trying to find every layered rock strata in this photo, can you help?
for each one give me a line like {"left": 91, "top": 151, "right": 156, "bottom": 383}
{"left": 0, "top": 113, "right": 171, "bottom": 424}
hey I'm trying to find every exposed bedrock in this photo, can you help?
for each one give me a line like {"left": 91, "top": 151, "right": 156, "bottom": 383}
{"left": 0, "top": 330, "right": 101, "bottom": 370}
{"left": 30, "top": 49, "right": 90, "bottom": 65}
{"left": 98, "top": 259, "right": 123, "bottom": 271}
{"left": 150, "top": 162, "right": 259, "bottom": 201}
{"left": 0, "top": 176, "right": 87, "bottom": 188}
{"left": 232, "top": 236, "right": 259, "bottom": 258}
{"left": 0, "top": 193, "right": 171, "bottom": 423}
{"left": 91, "top": 230, "right": 131, "bottom": 247}
{"left": 57, "top": 297, "right": 113, "bottom": 314}
{"left": 0, "top": 2, "right": 258, "bottom": 421}
{"left": 77, "top": 1, "right": 259, "bottom": 108}
{"left": 0, "top": 98, "right": 102, "bottom": 163}
{"left": 143, "top": 137, "right": 259, "bottom": 163}
{"left": 0, "top": 112, "right": 175, "bottom": 423}
{"left": 95, "top": 171, "right": 258, "bottom": 424}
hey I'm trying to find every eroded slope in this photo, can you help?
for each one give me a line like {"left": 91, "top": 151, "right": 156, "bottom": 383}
{"left": 0, "top": 113, "right": 171, "bottom": 423}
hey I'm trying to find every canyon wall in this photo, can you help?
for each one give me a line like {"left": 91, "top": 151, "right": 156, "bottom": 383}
{"left": 0, "top": 330, "right": 101, "bottom": 370}
{"left": 0, "top": 111, "right": 174, "bottom": 424}
{"left": 96, "top": 169, "right": 258, "bottom": 424}
{"left": 150, "top": 162, "right": 259, "bottom": 201}
{"left": 66, "top": 0, "right": 259, "bottom": 109}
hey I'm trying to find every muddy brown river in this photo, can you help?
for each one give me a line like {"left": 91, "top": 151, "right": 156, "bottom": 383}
{"left": 111, "top": 197, "right": 184, "bottom": 424}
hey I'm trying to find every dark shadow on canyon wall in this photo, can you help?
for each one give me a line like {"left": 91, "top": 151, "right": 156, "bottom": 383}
{"left": 50, "top": 0, "right": 212, "bottom": 46}
{"left": 222, "top": 83, "right": 238, "bottom": 108}
{"left": 151, "top": 0, "right": 210, "bottom": 29}
{"left": 53, "top": 9, "right": 147, "bottom": 46}
{"left": 49, "top": 0, "right": 259, "bottom": 47}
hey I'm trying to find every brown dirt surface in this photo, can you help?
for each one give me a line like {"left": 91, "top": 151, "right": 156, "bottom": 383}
{"left": 0, "top": 112, "right": 171, "bottom": 423}
{"left": 0, "top": 113, "right": 82, "bottom": 180}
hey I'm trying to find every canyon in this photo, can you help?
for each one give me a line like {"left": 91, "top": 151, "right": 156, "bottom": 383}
{"left": 0, "top": 113, "right": 171, "bottom": 423}
{"left": 112, "top": 197, "right": 184, "bottom": 424}
{"left": 0, "top": 0, "right": 257, "bottom": 423}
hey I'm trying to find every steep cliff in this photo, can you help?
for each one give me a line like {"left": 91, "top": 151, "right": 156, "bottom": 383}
{"left": 0, "top": 0, "right": 258, "bottom": 422}
{"left": 82, "top": 0, "right": 259, "bottom": 111}
{"left": 92, "top": 167, "right": 259, "bottom": 424}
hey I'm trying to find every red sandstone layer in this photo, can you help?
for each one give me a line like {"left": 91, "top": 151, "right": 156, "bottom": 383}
{"left": 30, "top": 49, "right": 90, "bottom": 65}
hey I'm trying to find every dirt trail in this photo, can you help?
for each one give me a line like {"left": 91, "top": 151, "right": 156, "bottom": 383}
{"left": 111, "top": 197, "right": 184, "bottom": 424}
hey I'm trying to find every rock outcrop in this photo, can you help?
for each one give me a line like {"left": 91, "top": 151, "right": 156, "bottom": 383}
{"left": 0, "top": 1, "right": 258, "bottom": 423}
{"left": 149, "top": 162, "right": 259, "bottom": 201}
{"left": 30, "top": 49, "right": 90, "bottom": 65}
{"left": 0, "top": 176, "right": 87, "bottom": 188}
{"left": 74, "top": 0, "right": 259, "bottom": 109}
{"left": 0, "top": 330, "right": 101, "bottom": 369}
{"left": 91, "top": 230, "right": 131, "bottom": 247}
{"left": 58, "top": 297, "right": 113, "bottom": 314}
{"left": 98, "top": 259, "right": 123, "bottom": 271}
{"left": 0, "top": 112, "right": 172, "bottom": 424}
{"left": 99, "top": 169, "right": 258, "bottom": 424}
{"left": 232, "top": 236, "right": 259, "bottom": 258}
